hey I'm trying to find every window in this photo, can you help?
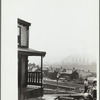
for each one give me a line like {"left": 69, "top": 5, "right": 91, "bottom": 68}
{"left": 18, "top": 26, "right": 21, "bottom": 46}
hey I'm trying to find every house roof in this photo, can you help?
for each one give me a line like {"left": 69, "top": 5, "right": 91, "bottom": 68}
{"left": 18, "top": 18, "right": 31, "bottom": 26}
{"left": 18, "top": 48, "right": 46, "bottom": 56}
{"left": 60, "top": 70, "right": 72, "bottom": 74}
{"left": 28, "top": 67, "right": 38, "bottom": 72}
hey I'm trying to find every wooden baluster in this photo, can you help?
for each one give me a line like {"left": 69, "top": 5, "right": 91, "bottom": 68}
{"left": 32, "top": 72, "right": 34, "bottom": 83}
{"left": 29, "top": 73, "right": 30, "bottom": 83}
{"left": 38, "top": 72, "right": 40, "bottom": 83}
{"left": 32, "top": 73, "right": 33, "bottom": 83}
{"left": 27, "top": 72, "right": 28, "bottom": 83}
{"left": 39, "top": 72, "right": 41, "bottom": 83}
{"left": 31, "top": 73, "right": 32, "bottom": 83}
{"left": 36, "top": 72, "right": 37, "bottom": 83}
{"left": 27, "top": 73, "right": 29, "bottom": 82}
{"left": 33, "top": 73, "right": 34, "bottom": 83}
{"left": 40, "top": 72, "right": 41, "bottom": 84}
{"left": 28, "top": 73, "right": 30, "bottom": 82}
{"left": 34, "top": 72, "right": 36, "bottom": 83}
{"left": 30, "top": 73, "right": 31, "bottom": 83}
{"left": 33, "top": 72, "right": 34, "bottom": 83}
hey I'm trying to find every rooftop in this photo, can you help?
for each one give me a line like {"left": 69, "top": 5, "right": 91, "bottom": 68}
{"left": 18, "top": 48, "right": 46, "bottom": 56}
{"left": 18, "top": 18, "right": 31, "bottom": 26}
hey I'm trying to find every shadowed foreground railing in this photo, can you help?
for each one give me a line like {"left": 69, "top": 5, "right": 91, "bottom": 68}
{"left": 27, "top": 72, "right": 42, "bottom": 86}
{"left": 23, "top": 87, "right": 43, "bottom": 99}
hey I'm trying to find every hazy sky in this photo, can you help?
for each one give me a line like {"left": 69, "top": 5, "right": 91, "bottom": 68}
{"left": 3, "top": 0, "right": 99, "bottom": 64}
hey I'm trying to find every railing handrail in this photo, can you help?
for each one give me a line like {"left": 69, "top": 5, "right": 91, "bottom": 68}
{"left": 28, "top": 72, "right": 41, "bottom": 73}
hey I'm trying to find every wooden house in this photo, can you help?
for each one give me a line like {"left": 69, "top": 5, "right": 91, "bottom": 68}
{"left": 18, "top": 19, "right": 46, "bottom": 100}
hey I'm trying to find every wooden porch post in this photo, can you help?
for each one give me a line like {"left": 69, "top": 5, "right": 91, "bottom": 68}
{"left": 41, "top": 56, "right": 43, "bottom": 88}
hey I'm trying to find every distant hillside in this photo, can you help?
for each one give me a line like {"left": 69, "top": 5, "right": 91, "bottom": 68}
{"left": 57, "top": 54, "right": 96, "bottom": 64}
{"left": 45, "top": 53, "right": 97, "bottom": 72}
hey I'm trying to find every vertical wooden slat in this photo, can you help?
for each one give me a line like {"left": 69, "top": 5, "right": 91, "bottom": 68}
{"left": 31, "top": 73, "right": 33, "bottom": 83}
{"left": 33, "top": 73, "right": 34, "bottom": 83}
{"left": 38, "top": 72, "right": 40, "bottom": 83}
{"left": 36, "top": 73, "right": 38, "bottom": 83}
{"left": 32, "top": 72, "right": 33, "bottom": 83}
{"left": 30, "top": 73, "right": 31, "bottom": 83}
{"left": 34, "top": 73, "right": 36, "bottom": 83}
{"left": 40, "top": 73, "right": 41, "bottom": 84}
{"left": 27, "top": 73, "right": 29, "bottom": 82}
{"left": 31, "top": 73, "right": 32, "bottom": 83}
{"left": 28, "top": 73, "right": 29, "bottom": 83}
{"left": 29, "top": 73, "right": 30, "bottom": 83}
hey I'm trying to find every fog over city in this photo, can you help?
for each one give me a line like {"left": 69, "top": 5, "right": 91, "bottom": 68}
{"left": 4, "top": 0, "right": 99, "bottom": 66}
{"left": 20, "top": 0, "right": 98, "bottom": 65}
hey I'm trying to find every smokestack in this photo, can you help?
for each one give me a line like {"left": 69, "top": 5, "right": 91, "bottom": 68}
{"left": 73, "top": 58, "right": 74, "bottom": 64}
{"left": 76, "top": 58, "right": 77, "bottom": 64}
{"left": 87, "top": 58, "right": 89, "bottom": 64}
{"left": 79, "top": 57, "right": 81, "bottom": 64}
{"left": 83, "top": 58, "right": 84, "bottom": 64}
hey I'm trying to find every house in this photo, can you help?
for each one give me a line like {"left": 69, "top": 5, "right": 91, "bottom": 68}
{"left": 28, "top": 63, "right": 39, "bottom": 72}
{"left": 78, "top": 70, "right": 92, "bottom": 77}
{"left": 60, "top": 69, "right": 72, "bottom": 77}
{"left": 18, "top": 19, "right": 46, "bottom": 100}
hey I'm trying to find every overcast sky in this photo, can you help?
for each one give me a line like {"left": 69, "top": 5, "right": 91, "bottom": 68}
{"left": 3, "top": 0, "right": 99, "bottom": 64}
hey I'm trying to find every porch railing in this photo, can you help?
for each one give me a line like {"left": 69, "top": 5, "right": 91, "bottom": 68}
{"left": 27, "top": 72, "right": 42, "bottom": 86}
